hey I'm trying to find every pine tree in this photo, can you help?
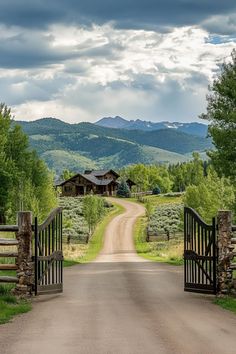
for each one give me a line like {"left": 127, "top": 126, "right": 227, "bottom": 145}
{"left": 117, "top": 180, "right": 131, "bottom": 198}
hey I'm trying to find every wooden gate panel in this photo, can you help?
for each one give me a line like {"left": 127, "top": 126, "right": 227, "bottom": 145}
{"left": 184, "top": 207, "right": 217, "bottom": 294}
{"left": 34, "top": 208, "right": 63, "bottom": 295}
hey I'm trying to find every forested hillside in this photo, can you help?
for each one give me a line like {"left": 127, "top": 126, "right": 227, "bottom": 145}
{"left": 18, "top": 118, "right": 211, "bottom": 175}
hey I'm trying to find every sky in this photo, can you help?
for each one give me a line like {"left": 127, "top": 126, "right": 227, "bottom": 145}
{"left": 0, "top": 1, "right": 236, "bottom": 123}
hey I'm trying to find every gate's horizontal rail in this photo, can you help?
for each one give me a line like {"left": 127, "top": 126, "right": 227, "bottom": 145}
{"left": 0, "top": 276, "right": 18, "bottom": 283}
{"left": 0, "top": 238, "right": 19, "bottom": 246}
{"left": 35, "top": 207, "right": 63, "bottom": 233}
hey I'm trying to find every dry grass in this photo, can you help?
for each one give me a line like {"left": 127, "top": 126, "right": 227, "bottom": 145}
{"left": 63, "top": 243, "right": 89, "bottom": 262}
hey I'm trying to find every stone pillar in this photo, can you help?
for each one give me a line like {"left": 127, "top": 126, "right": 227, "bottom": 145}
{"left": 217, "top": 210, "right": 234, "bottom": 295}
{"left": 14, "top": 212, "right": 34, "bottom": 297}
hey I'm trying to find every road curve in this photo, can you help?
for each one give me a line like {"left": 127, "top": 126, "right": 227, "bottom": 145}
{"left": 1, "top": 198, "right": 236, "bottom": 354}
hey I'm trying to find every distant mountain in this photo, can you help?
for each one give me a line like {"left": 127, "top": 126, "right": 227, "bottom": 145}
{"left": 17, "top": 117, "right": 211, "bottom": 176}
{"left": 96, "top": 116, "right": 208, "bottom": 137}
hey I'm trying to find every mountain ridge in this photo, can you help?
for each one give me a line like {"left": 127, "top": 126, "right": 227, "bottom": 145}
{"left": 16, "top": 117, "right": 211, "bottom": 176}
{"left": 95, "top": 116, "right": 208, "bottom": 137}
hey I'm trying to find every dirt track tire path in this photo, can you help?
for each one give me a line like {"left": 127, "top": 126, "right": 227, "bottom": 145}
{"left": 1, "top": 198, "right": 236, "bottom": 354}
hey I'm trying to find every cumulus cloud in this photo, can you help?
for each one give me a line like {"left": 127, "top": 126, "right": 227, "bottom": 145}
{"left": 0, "top": 4, "right": 235, "bottom": 123}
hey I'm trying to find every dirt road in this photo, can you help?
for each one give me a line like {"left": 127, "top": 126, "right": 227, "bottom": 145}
{"left": 1, "top": 198, "right": 236, "bottom": 354}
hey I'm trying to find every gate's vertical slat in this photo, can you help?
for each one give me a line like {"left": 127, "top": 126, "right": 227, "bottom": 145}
{"left": 194, "top": 219, "right": 197, "bottom": 285}
{"left": 60, "top": 212, "right": 63, "bottom": 284}
{"left": 197, "top": 222, "right": 200, "bottom": 285}
{"left": 204, "top": 228, "right": 207, "bottom": 286}
{"left": 212, "top": 217, "right": 217, "bottom": 294}
{"left": 184, "top": 209, "right": 187, "bottom": 287}
{"left": 34, "top": 217, "right": 38, "bottom": 296}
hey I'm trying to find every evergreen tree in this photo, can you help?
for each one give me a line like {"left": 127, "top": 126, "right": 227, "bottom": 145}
{"left": 117, "top": 180, "right": 131, "bottom": 198}
{"left": 200, "top": 49, "right": 236, "bottom": 181}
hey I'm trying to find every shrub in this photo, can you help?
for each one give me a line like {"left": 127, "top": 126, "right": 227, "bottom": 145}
{"left": 117, "top": 180, "right": 131, "bottom": 198}
{"left": 152, "top": 186, "right": 161, "bottom": 195}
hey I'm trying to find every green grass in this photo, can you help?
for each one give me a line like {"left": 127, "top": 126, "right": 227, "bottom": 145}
{"left": 134, "top": 216, "right": 184, "bottom": 265}
{"left": 214, "top": 297, "right": 236, "bottom": 314}
{"left": 0, "top": 271, "right": 31, "bottom": 325}
{"left": 133, "top": 194, "right": 184, "bottom": 265}
{"left": 63, "top": 259, "right": 79, "bottom": 267}
{"left": 63, "top": 201, "right": 125, "bottom": 264}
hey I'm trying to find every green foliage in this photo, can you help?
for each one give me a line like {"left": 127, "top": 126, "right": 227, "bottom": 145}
{"left": 59, "top": 197, "right": 89, "bottom": 241}
{"left": 117, "top": 180, "right": 131, "bottom": 198}
{"left": 145, "top": 199, "right": 153, "bottom": 220}
{"left": 0, "top": 103, "right": 57, "bottom": 223}
{"left": 60, "top": 169, "right": 74, "bottom": 181}
{"left": 148, "top": 203, "right": 183, "bottom": 235}
{"left": 120, "top": 164, "right": 173, "bottom": 193}
{"left": 152, "top": 186, "right": 161, "bottom": 195}
{"left": 201, "top": 50, "right": 236, "bottom": 182}
{"left": 184, "top": 169, "right": 235, "bottom": 223}
{"left": 83, "top": 195, "right": 105, "bottom": 234}
{"left": 169, "top": 153, "right": 205, "bottom": 192}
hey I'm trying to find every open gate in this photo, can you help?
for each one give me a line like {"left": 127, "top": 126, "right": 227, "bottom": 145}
{"left": 184, "top": 207, "right": 218, "bottom": 294}
{"left": 34, "top": 207, "right": 63, "bottom": 295}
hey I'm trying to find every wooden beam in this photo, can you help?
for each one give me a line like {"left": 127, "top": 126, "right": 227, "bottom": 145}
{"left": 0, "top": 264, "right": 17, "bottom": 270}
{"left": 0, "top": 276, "right": 18, "bottom": 283}
{"left": 0, "top": 225, "right": 18, "bottom": 232}
{"left": 0, "top": 252, "right": 18, "bottom": 258}
{"left": 0, "top": 238, "right": 18, "bottom": 246}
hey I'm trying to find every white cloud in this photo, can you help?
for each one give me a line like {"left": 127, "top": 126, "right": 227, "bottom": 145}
{"left": 0, "top": 23, "right": 234, "bottom": 123}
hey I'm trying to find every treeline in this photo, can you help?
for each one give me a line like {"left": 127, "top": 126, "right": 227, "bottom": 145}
{"left": 120, "top": 154, "right": 235, "bottom": 222}
{"left": 119, "top": 153, "right": 207, "bottom": 194}
{"left": 0, "top": 104, "right": 57, "bottom": 223}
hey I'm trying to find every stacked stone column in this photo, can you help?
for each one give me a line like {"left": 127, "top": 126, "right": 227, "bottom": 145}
{"left": 217, "top": 211, "right": 234, "bottom": 295}
{"left": 13, "top": 212, "right": 34, "bottom": 297}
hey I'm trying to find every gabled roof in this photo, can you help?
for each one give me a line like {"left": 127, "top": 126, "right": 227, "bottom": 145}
{"left": 58, "top": 171, "right": 118, "bottom": 187}
{"left": 90, "top": 169, "right": 120, "bottom": 178}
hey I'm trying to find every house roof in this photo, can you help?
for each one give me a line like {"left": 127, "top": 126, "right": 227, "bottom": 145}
{"left": 81, "top": 174, "right": 115, "bottom": 186}
{"left": 58, "top": 171, "right": 118, "bottom": 187}
{"left": 89, "top": 169, "right": 120, "bottom": 178}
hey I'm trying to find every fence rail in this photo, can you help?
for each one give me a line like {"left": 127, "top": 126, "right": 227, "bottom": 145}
{"left": 0, "top": 225, "right": 18, "bottom": 232}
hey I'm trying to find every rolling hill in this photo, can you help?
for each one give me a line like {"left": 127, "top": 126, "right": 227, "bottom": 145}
{"left": 17, "top": 117, "right": 211, "bottom": 176}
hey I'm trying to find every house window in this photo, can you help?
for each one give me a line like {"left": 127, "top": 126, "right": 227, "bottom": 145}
{"left": 65, "top": 186, "right": 72, "bottom": 192}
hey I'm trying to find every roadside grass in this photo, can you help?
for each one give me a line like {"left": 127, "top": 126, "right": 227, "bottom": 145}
{"left": 129, "top": 194, "right": 183, "bottom": 208}
{"left": 0, "top": 271, "right": 31, "bottom": 325}
{"left": 63, "top": 201, "right": 125, "bottom": 264}
{"left": 134, "top": 216, "right": 184, "bottom": 265}
{"left": 133, "top": 195, "right": 184, "bottom": 265}
{"left": 214, "top": 297, "right": 236, "bottom": 314}
{"left": 0, "top": 233, "right": 31, "bottom": 325}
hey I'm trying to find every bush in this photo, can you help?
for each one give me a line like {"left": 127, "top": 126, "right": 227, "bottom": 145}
{"left": 117, "top": 180, "right": 131, "bottom": 198}
{"left": 152, "top": 186, "right": 161, "bottom": 195}
{"left": 148, "top": 203, "right": 183, "bottom": 236}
